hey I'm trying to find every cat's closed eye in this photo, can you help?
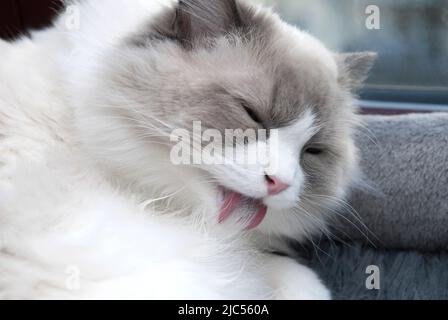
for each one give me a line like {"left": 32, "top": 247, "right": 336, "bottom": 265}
{"left": 241, "top": 101, "right": 262, "bottom": 124}
{"left": 304, "top": 146, "right": 324, "bottom": 155}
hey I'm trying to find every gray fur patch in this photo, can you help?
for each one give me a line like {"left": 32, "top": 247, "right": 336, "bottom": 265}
{"left": 96, "top": 0, "right": 376, "bottom": 237}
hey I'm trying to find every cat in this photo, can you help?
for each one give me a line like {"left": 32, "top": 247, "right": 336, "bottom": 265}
{"left": 0, "top": 0, "right": 375, "bottom": 299}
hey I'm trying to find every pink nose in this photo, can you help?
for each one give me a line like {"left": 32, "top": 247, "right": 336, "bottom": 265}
{"left": 265, "top": 175, "right": 290, "bottom": 196}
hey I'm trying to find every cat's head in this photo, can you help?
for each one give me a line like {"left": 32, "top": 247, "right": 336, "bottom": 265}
{"left": 77, "top": 0, "right": 375, "bottom": 238}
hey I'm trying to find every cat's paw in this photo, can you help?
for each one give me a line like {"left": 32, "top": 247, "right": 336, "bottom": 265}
{"left": 263, "top": 255, "right": 331, "bottom": 300}
{"left": 274, "top": 273, "right": 331, "bottom": 300}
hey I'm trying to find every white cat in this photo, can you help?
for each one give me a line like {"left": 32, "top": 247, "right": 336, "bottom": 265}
{"left": 0, "top": 0, "right": 375, "bottom": 299}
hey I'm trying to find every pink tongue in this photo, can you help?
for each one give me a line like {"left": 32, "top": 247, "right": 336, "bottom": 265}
{"left": 218, "top": 192, "right": 242, "bottom": 224}
{"left": 218, "top": 191, "right": 268, "bottom": 230}
{"left": 245, "top": 205, "right": 267, "bottom": 230}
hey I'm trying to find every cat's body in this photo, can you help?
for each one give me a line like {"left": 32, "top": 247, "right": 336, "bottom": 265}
{"left": 0, "top": 0, "right": 374, "bottom": 299}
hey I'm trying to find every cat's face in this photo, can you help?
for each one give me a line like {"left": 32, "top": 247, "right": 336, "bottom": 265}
{"left": 81, "top": 0, "right": 375, "bottom": 237}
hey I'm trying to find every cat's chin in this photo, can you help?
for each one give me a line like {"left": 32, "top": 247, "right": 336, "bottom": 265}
{"left": 217, "top": 187, "right": 268, "bottom": 230}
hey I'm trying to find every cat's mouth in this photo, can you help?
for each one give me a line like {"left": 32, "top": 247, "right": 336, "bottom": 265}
{"left": 218, "top": 188, "right": 268, "bottom": 230}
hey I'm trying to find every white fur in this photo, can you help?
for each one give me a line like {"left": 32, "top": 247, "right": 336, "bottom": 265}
{"left": 0, "top": 0, "right": 333, "bottom": 299}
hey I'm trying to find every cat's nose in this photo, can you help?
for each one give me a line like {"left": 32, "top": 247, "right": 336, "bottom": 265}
{"left": 265, "top": 175, "right": 290, "bottom": 196}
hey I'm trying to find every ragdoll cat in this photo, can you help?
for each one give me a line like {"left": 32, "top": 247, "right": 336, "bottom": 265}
{"left": 0, "top": 0, "right": 375, "bottom": 299}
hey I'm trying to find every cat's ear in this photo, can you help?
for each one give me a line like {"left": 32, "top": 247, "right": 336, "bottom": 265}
{"left": 131, "top": 0, "right": 252, "bottom": 49}
{"left": 174, "top": 0, "right": 243, "bottom": 48}
{"left": 337, "top": 52, "right": 377, "bottom": 91}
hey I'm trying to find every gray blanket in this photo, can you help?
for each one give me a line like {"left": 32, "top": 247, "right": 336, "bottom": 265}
{"left": 338, "top": 113, "right": 448, "bottom": 251}
{"left": 304, "top": 113, "right": 448, "bottom": 299}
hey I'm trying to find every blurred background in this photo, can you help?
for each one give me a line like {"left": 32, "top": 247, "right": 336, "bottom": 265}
{"left": 256, "top": 0, "right": 448, "bottom": 109}
{"left": 0, "top": 0, "right": 63, "bottom": 40}
{"left": 0, "top": 0, "right": 447, "bottom": 111}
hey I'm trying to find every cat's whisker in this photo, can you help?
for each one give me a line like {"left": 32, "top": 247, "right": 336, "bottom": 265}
{"left": 303, "top": 196, "right": 378, "bottom": 248}
{"left": 307, "top": 194, "right": 380, "bottom": 243}
{"left": 93, "top": 102, "right": 175, "bottom": 132}
{"left": 293, "top": 206, "right": 330, "bottom": 239}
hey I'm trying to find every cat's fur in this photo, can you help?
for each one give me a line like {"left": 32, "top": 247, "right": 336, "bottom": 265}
{"left": 0, "top": 0, "right": 375, "bottom": 299}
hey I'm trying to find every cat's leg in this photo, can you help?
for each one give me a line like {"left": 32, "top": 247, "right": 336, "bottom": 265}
{"left": 261, "top": 254, "right": 331, "bottom": 300}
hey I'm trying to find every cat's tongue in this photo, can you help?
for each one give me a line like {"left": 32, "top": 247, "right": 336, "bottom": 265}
{"left": 218, "top": 190, "right": 268, "bottom": 230}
